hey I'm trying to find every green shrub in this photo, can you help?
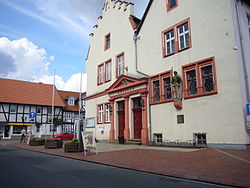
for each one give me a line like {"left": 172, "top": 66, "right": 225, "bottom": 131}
{"left": 32, "top": 137, "right": 44, "bottom": 141}
{"left": 70, "top": 138, "right": 79, "bottom": 143}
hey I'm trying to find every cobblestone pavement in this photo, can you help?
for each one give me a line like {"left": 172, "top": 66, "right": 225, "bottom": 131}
{"left": 4, "top": 141, "right": 250, "bottom": 188}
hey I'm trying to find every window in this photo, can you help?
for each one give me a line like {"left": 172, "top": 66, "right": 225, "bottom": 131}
{"left": 182, "top": 57, "right": 217, "bottom": 99}
{"left": 48, "top": 107, "right": 52, "bottom": 115}
{"left": 105, "top": 103, "right": 111, "bottom": 123}
{"left": 202, "top": 65, "right": 214, "bottom": 93}
{"left": 178, "top": 23, "right": 190, "bottom": 50}
{"left": 153, "top": 133, "right": 163, "bottom": 143}
{"left": 97, "top": 104, "right": 104, "bottom": 124}
{"left": 164, "top": 30, "right": 175, "bottom": 56}
{"left": 153, "top": 80, "right": 160, "bottom": 102}
{"left": 167, "top": 0, "right": 178, "bottom": 11}
{"left": 98, "top": 64, "right": 104, "bottom": 85}
{"left": 116, "top": 53, "right": 125, "bottom": 77}
{"left": 37, "top": 107, "right": 42, "bottom": 114}
{"left": 177, "top": 114, "right": 184, "bottom": 124}
{"left": 163, "top": 77, "right": 172, "bottom": 100}
{"left": 186, "top": 69, "right": 197, "bottom": 95}
{"left": 104, "top": 33, "right": 110, "bottom": 50}
{"left": 65, "top": 112, "right": 70, "bottom": 119}
{"left": 68, "top": 97, "right": 75, "bottom": 106}
{"left": 105, "top": 60, "right": 112, "bottom": 82}
{"left": 10, "top": 105, "right": 17, "bottom": 113}
{"left": 13, "top": 126, "right": 26, "bottom": 134}
{"left": 150, "top": 71, "right": 173, "bottom": 104}
{"left": 0, "top": 126, "right": 3, "bottom": 134}
{"left": 162, "top": 19, "right": 191, "bottom": 58}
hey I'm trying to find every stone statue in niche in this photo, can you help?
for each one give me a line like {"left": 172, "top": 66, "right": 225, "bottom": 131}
{"left": 171, "top": 71, "right": 183, "bottom": 101}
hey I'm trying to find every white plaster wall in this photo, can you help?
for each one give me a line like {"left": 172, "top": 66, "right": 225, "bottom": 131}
{"left": 137, "top": 0, "right": 247, "bottom": 144}
{"left": 86, "top": 95, "right": 111, "bottom": 140}
{"left": 86, "top": 0, "right": 136, "bottom": 96}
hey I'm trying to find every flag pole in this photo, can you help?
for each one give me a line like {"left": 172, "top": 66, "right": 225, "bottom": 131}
{"left": 51, "top": 69, "right": 56, "bottom": 138}
{"left": 77, "top": 62, "right": 83, "bottom": 139}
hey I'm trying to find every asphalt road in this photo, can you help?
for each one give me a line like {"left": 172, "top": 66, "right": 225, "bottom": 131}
{"left": 0, "top": 145, "right": 231, "bottom": 188}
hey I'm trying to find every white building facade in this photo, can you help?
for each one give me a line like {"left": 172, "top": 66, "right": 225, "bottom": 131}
{"left": 85, "top": 0, "right": 250, "bottom": 149}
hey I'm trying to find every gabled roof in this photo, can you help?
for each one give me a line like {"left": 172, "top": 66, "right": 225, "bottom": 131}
{"left": 107, "top": 75, "right": 148, "bottom": 94}
{"left": 58, "top": 90, "right": 86, "bottom": 112}
{"left": 0, "top": 78, "right": 65, "bottom": 107}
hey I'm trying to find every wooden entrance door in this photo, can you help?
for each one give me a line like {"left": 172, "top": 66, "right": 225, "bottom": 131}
{"left": 133, "top": 97, "right": 142, "bottom": 139}
{"left": 117, "top": 101, "right": 125, "bottom": 137}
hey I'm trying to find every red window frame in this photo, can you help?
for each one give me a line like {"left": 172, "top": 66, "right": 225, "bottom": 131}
{"left": 104, "top": 33, "right": 110, "bottom": 51}
{"left": 166, "top": 0, "right": 178, "bottom": 12}
{"left": 97, "top": 103, "right": 111, "bottom": 124}
{"left": 162, "top": 18, "right": 191, "bottom": 58}
{"left": 116, "top": 52, "right": 125, "bottom": 78}
{"left": 105, "top": 59, "right": 112, "bottom": 83}
{"left": 182, "top": 57, "right": 217, "bottom": 99}
{"left": 105, "top": 103, "right": 111, "bottom": 123}
{"left": 150, "top": 70, "right": 173, "bottom": 105}
{"left": 97, "top": 104, "right": 104, "bottom": 124}
{"left": 97, "top": 63, "right": 104, "bottom": 85}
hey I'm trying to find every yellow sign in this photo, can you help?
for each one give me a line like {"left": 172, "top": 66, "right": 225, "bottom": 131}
{"left": 8, "top": 123, "right": 32, "bottom": 126}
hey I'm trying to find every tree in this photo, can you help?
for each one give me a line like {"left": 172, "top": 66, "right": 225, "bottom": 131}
{"left": 52, "top": 117, "right": 64, "bottom": 135}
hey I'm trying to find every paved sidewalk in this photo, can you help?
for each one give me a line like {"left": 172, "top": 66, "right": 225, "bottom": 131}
{"left": 5, "top": 141, "right": 250, "bottom": 188}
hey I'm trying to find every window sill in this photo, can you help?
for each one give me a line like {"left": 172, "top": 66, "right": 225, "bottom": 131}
{"left": 184, "top": 91, "right": 217, "bottom": 100}
{"left": 150, "top": 99, "right": 173, "bottom": 105}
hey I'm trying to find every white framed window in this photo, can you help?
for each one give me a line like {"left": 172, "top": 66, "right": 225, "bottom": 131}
{"left": 10, "top": 105, "right": 17, "bottom": 113}
{"left": 178, "top": 23, "right": 190, "bottom": 50}
{"left": 98, "top": 104, "right": 104, "bottom": 123}
{"left": 117, "top": 53, "right": 124, "bottom": 77}
{"left": 68, "top": 97, "right": 74, "bottom": 106}
{"left": 98, "top": 64, "right": 104, "bottom": 84}
{"left": 105, "top": 60, "right": 111, "bottom": 82}
{"left": 165, "top": 30, "right": 175, "bottom": 55}
{"left": 105, "top": 103, "right": 111, "bottom": 123}
{"left": 65, "top": 112, "right": 70, "bottom": 119}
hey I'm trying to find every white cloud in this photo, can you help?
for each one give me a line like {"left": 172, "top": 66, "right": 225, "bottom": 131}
{"left": 0, "top": 37, "right": 87, "bottom": 92}
{"left": 0, "top": 37, "right": 49, "bottom": 81}
{"left": 49, "top": 56, "right": 55, "bottom": 61}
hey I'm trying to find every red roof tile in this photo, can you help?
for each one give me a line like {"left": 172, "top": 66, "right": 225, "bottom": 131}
{"left": 0, "top": 78, "right": 65, "bottom": 107}
{"left": 58, "top": 90, "right": 86, "bottom": 112}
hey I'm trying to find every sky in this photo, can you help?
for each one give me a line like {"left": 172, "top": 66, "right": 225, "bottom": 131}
{"left": 0, "top": 0, "right": 149, "bottom": 92}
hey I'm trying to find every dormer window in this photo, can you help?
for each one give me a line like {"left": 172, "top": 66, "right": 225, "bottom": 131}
{"left": 68, "top": 97, "right": 75, "bottom": 106}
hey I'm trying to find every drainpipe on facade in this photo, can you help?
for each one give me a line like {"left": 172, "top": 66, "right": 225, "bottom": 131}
{"left": 133, "top": 32, "right": 153, "bottom": 143}
{"left": 235, "top": 0, "right": 250, "bottom": 103}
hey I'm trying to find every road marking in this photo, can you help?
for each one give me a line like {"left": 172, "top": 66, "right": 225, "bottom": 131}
{"left": 214, "top": 148, "right": 250, "bottom": 164}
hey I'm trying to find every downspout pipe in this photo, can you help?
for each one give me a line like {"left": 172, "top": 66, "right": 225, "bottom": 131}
{"left": 133, "top": 32, "right": 152, "bottom": 143}
{"left": 235, "top": 0, "right": 250, "bottom": 103}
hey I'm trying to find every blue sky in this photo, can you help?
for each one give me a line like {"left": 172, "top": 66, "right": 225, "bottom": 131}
{"left": 0, "top": 0, "right": 148, "bottom": 92}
